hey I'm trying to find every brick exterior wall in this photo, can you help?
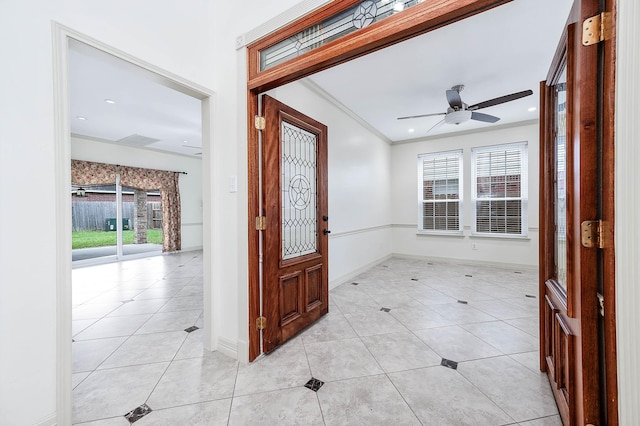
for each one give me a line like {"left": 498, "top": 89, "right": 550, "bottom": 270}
{"left": 134, "top": 189, "right": 148, "bottom": 244}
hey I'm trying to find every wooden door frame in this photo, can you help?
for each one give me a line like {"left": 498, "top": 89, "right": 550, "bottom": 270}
{"left": 601, "top": 2, "right": 618, "bottom": 423}
{"left": 538, "top": 0, "right": 618, "bottom": 423}
{"left": 246, "top": 0, "right": 512, "bottom": 361}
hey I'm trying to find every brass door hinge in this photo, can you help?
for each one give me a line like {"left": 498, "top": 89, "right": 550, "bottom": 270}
{"left": 581, "top": 220, "right": 607, "bottom": 248}
{"left": 256, "top": 316, "right": 266, "bottom": 330}
{"left": 255, "top": 115, "right": 265, "bottom": 130}
{"left": 583, "top": 12, "right": 611, "bottom": 46}
{"left": 255, "top": 216, "right": 266, "bottom": 231}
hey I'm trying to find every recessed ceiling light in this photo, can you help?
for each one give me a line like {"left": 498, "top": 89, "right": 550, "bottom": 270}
{"left": 76, "top": 116, "right": 87, "bottom": 120}
{"left": 528, "top": 107, "right": 537, "bottom": 112}
{"left": 104, "top": 99, "right": 116, "bottom": 104}
{"left": 408, "top": 128, "right": 415, "bottom": 133}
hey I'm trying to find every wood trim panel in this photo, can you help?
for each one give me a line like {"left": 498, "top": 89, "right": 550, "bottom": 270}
{"left": 248, "top": 89, "right": 261, "bottom": 361}
{"left": 247, "top": 0, "right": 511, "bottom": 92}
{"left": 555, "top": 311, "right": 575, "bottom": 423}
{"left": 565, "top": 1, "right": 603, "bottom": 423}
{"left": 565, "top": 21, "right": 578, "bottom": 319}
{"left": 279, "top": 271, "right": 304, "bottom": 326}
{"left": 544, "top": 294, "right": 558, "bottom": 378}
{"left": 305, "top": 264, "right": 323, "bottom": 311}
{"left": 544, "top": 284, "right": 575, "bottom": 425}
{"left": 573, "top": 2, "right": 603, "bottom": 422}
{"left": 539, "top": 80, "right": 553, "bottom": 373}
{"left": 602, "top": 1, "right": 618, "bottom": 424}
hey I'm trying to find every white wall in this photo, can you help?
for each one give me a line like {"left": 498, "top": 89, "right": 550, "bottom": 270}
{"left": 209, "top": 0, "right": 314, "bottom": 364}
{"left": 267, "top": 82, "right": 393, "bottom": 287}
{"left": 615, "top": 0, "right": 640, "bottom": 423}
{"left": 390, "top": 123, "right": 539, "bottom": 267}
{"left": 71, "top": 136, "right": 203, "bottom": 250}
{"left": 0, "top": 1, "right": 216, "bottom": 424}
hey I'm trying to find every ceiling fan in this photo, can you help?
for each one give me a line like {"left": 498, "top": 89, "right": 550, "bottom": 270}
{"left": 398, "top": 84, "right": 533, "bottom": 132}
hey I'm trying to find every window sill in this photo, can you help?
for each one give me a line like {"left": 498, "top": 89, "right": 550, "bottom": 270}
{"left": 469, "top": 233, "right": 531, "bottom": 241}
{"left": 416, "top": 231, "right": 465, "bottom": 237}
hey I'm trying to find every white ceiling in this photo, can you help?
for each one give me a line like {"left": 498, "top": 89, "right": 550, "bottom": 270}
{"left": 308, "top": 0, "right": 572, "bottom": 141}
{"left": 69, "top": 0, "right": 572, "bottom": 154}
{"left": 69, "top": 39, "right": 203, "bottom": 157}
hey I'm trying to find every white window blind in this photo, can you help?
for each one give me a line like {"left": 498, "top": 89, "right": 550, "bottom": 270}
{"left": 417, "top": 150, "right": 463, "bottom": 233}
{"left": 472, "top": 142, "right": 528, "bottom": 236}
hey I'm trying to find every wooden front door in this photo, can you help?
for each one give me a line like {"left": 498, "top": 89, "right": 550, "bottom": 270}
{"left": 539, "top": 0, "right": 616, "bottom": 424}
{"left": 261, "top": 95, "right": 329, "bottom": 353}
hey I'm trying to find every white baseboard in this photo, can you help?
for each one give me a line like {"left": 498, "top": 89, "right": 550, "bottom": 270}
{"left": 181, "top": 245, "right": 203, "bottom": 253}
{"left": 236, "top": 339, "right": 249, "bottom": 363}
{"left": 391, "top": 253, "right": 537, "bottom": 272}
{"left": 329, "top": 254, "right": 393, "bottom": 289}
{"left": 33, "top": 413, "right": 57, "bottom": 426}
{"left": 217, "top": 336, "right": 238, "bottom": 359}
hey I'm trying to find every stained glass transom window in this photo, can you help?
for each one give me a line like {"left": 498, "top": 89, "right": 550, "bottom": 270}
{"left": 260, "top": 0, "right": 425, "bottom": 71}
{"left": 281, "top": 121, "right": 318, "bottom": 260}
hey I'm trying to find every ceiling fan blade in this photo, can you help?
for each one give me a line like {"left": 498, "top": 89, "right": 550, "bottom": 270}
{"left": 446, "top": 89, "right": 463, "bottom": 110}
{"left": 468, "top": 90, "right": 533, "bottom": 110}
{"left": 427, "top": 118, "right": 446, "bottom": 133}
{"left": 471, "top": 112, "right": 500, "bottom": 123}
{"left": 397, "top": 112, "right": 445, "bottom": 120}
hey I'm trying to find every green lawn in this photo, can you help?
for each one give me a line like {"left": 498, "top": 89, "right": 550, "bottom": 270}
{"left": 72, "top": 229, "right": 163, "bottom": 249}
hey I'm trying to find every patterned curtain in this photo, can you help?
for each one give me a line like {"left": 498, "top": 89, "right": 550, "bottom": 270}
{"left": 71, "top": 160, "right": 116, "bottom": 186}
{"left": 119, "top": 166, "right": 182, "bottom": 253}
{"left": 70, "top": 160, "right": 182, "bottom": 253}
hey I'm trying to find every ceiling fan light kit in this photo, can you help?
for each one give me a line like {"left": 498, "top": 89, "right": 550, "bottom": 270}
{"left": 444, "top": 110, "right": 472, "bottom": 125}
{"left": 398, "top": 84, "right": 533, "bottom": 132}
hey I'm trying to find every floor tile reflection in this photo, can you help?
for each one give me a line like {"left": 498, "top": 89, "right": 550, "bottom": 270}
{"left": 73, "top": 253, "right": 557, "bottom": 424}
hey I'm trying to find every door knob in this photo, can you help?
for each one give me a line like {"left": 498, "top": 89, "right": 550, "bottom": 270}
{"left": 322, "top": 215, "right": 329, "bottom": 221}
{"left": 323, "top": 229, "right": 331, "bottom": 235}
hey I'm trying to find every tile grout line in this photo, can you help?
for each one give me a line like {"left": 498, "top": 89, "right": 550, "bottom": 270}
{"left": 226, "top": 362, "right": 241, "bottom": 425}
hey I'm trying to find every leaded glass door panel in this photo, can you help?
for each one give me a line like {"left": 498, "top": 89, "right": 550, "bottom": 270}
{"left": 262, "top": 95, "right": 328, "bottom": 353}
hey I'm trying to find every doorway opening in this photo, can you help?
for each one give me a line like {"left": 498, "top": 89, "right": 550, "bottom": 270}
{"left": 245, "top": 0, "right": 617, "bottom": 424}
{"left": 53, "top": 23, "right": 215, "bottom": 424}
{"left": 246, "top": 0, "right": 568, "bottom": 359}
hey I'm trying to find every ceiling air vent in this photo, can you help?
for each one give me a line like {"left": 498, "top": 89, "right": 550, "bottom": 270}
{"left": 117, "top": 134, "right": 160, "bottom": 147}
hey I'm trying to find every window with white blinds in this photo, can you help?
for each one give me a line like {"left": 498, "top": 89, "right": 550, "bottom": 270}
{"left": 472, "top": 142, "right": 528, "bottom": 236}
{"left": 417, "top": 150, "right": 463, "bottom": 233}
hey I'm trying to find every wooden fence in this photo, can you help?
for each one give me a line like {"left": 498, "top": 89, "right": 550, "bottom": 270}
{"left": 72, "top": 202, "right": 162, "bottom": 231}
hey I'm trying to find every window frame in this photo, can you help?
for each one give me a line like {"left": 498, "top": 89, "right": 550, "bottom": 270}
{"left": 471, "top": 142, "right": 528, "bottom": 238}
{"left": 417, "top": 149, "right": 464, "bottom": 235}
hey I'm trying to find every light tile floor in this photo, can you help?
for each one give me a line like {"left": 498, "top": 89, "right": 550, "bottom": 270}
{"left": 72, "top": 252, "right": 561, "bottom": 425}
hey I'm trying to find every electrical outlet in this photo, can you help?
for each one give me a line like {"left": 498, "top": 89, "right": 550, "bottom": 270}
{"left": 471, "top": 242, "right": 477, "bottom": 250}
